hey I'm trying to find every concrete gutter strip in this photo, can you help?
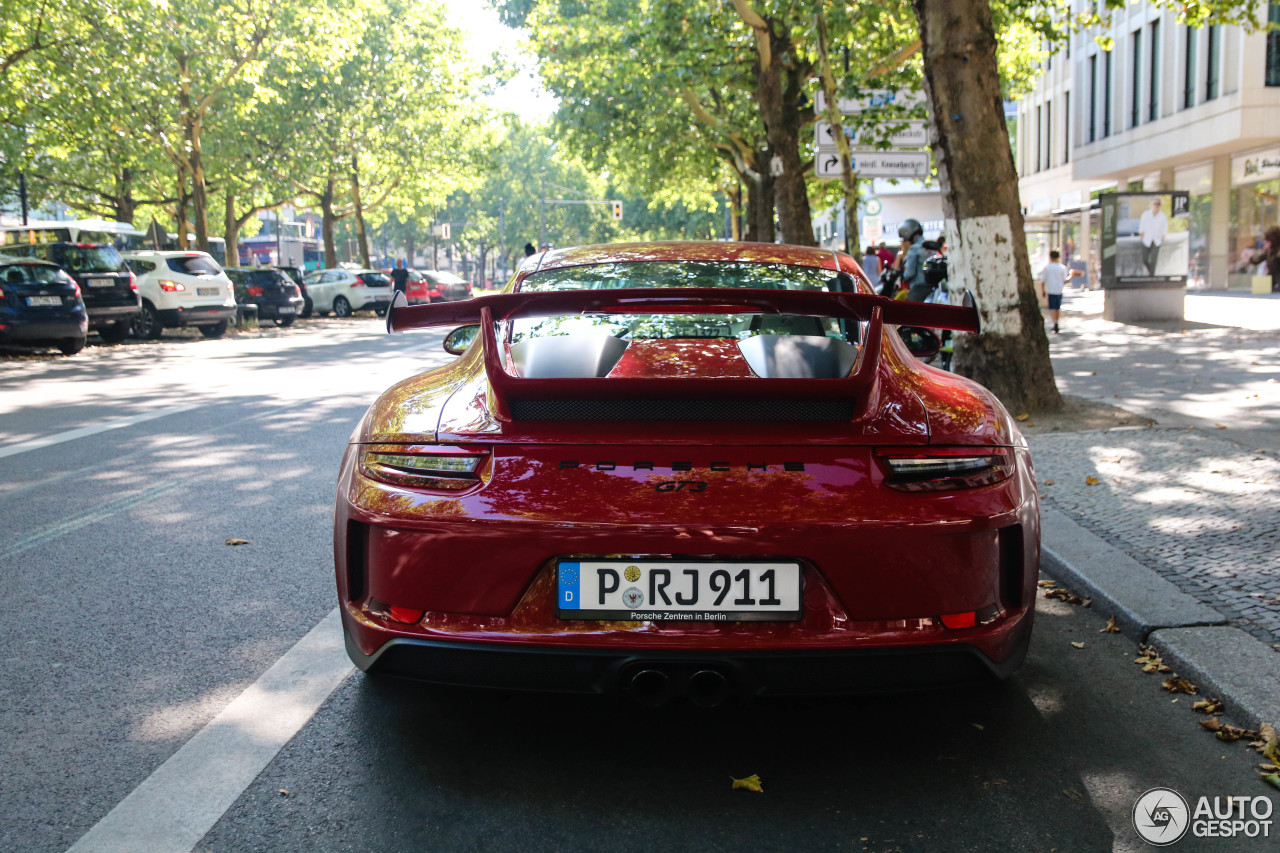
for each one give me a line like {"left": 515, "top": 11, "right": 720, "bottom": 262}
{"left": 1148, "top": 627, "right": 1280, "bottom": 731}
{"left": 1039, "top": 508, "right": 1226, "bottom": 641}
{"left": 1040, "top": 507, "right": 1280, "bottom": 729}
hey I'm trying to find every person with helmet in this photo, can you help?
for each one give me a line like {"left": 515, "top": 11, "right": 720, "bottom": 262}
{"left": 897, "top": 219, "right": 930, "bottom": 301}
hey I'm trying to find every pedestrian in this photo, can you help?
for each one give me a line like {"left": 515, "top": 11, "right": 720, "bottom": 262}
{"left": 391, "top": 258, "right": 409, "bottom": 297}
{"left": 875, "top": 240, "right": 895, "bottom": 271}
{"left": 524, "top": 242, "right": 537, "bottom": 257}
{"left": 898, "top": 220, "right": 930, "bottom": 302}
{"left": 1248, "top": 225, "right": 1280, "bottom": 293}
{"left": 1038, "top": 249, "right": 1080, "bottom": 334}
{"left": 859, "top": 245, "right": 882, "bottom": 290}
{"left": 1138, "top": 197, "right": 1169, "bottom": 275}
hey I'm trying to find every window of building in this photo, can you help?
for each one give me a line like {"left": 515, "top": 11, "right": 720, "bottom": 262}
{"left": 1064, "top": 92, "right": 1071, "bottom": 163}
{"left": 1035, "top": 105, "right": 1042, "bottom": 172}
{"left": 1149, "top": 20, "right": 1160, "bottom": 120}
{"left": 1045, "top": 98, "right": 1053, "bottom": 169}
{"left": 1205, "top": 25, "right": 1220, "bottom": 101}
{"left": 1103, "top": 51, "right": 1113, "bottom": 137}
{"left": 1267, "top": 1, "right": 1280, "bottom": 86}
{"left": 1183, "top": 27, "right": 1196, "bottom": 108}
{"left": 1089, "top": 55, "right": 1098, "bottom": 141}
{"left": 1130, "top": 30, "right": 1142, "bottom": 127}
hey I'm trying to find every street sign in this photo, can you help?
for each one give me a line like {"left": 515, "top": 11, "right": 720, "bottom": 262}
{"left": 814, "top": 89, "right": 924, "bottom": 115}
{"left": 862, "top": 215, "right": 883, "bottom": 242}
{"left": 815, "top": 150, "right": 931, "bottom": 179}
{"left": 864, "top": 197, "right": 883, "bottom": 216}
{"left": 814, "top": 120, "right": 928, "bottom": 150}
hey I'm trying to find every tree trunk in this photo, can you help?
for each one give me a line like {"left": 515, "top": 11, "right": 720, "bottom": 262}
{"left": 815, "top": 11, "right": 858, "bottom": 255}
{"left": 350, "top": 153, "right": 371, "bottom": 268}
{"left": 321, "top": 179, "right": 338, "bottom": 269}
{"left": 113, "top": 168, "right": 136, "bottom": 225}
{"left": 729, "top": 182, "right": 742, "bottom": 241}
{"left": 913, "top": 0, "right": 1061, "bottom": 413}
{"left": 224, "top": 192, "right": 240, "bottom": 266}
{"left": 743, "top": 166, "right": 775, "bottom": 243}
{"left": 755, "top": 31, "right": 814, "bottom": 246}
{"left": 405, "top": 226, "right": 416, "bottom": 267}
{"left": 188, "top": 120, "right": 210, "bottom": 252}
{"left": 174, "top": 166, "right": 190, "bottom": 250}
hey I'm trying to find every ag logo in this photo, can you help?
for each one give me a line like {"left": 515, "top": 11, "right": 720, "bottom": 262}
{"left": 624, "top": 566, "right": 641, "bottom": 582}
{"left": 1132, "top": 787, "right": 1190, "bottom": 846}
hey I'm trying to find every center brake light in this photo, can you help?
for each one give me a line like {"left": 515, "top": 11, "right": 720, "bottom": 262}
{"left": 359, "top": 445, "right": 489, "bottom": 490}
{"left": 876, "top": 447, "right": 1013, "bottom": 492}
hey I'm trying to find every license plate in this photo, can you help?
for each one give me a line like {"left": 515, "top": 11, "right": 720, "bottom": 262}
{"left": 88, "top": 278, "right": 114, "bottom": 288}
{"left": 197, "top": 287, "right": 221, "bottom": 296}
{"left": 277, "top": 305, "right": 295, "bottom": 314}
{"left": 557, "top": 560, "right": 802, "bottom": 621}
{"left": 26, "top": 296, "right": 62, "bottom": 306}
{"left": 373, "top": 294, "right": 391, "bottom": 301}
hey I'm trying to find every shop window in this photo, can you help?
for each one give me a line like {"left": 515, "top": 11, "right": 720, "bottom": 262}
{"left": 1148, "top": 20, "right": 1160, "bottom": 120}
{"left": 1268, "top": 2, "right": 1280, "bottom": 86}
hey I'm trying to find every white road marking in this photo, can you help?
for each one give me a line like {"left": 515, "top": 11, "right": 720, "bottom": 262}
{"left": 0, "top": 481, "right": 185, "bottom": 561}
{"left": 0, "top": 403, "right": 201, "bottom": 460}
{"left": 66, "top": 608, "right": 354, "bottom": 853}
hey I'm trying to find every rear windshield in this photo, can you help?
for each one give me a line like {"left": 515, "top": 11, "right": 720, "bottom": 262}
{"left": 248, "top": 270, "right": 289, "bottom": 285}
{"left": 166, "top": 254, "right": 222, "bottom": 276}
{"left": 424, "top": 271, "right": 466, "bottom": 285}
{"left": 515, "top": 261, "right": 857, "bottom": 343}
{"left": 0, "top": 264, "right": 66, "bottom": 285}
{"left": 359, "top": 272, "right": 391, "bottom": 287}
{"left": 50, "top": 244, "right": 126, "bottom": 273}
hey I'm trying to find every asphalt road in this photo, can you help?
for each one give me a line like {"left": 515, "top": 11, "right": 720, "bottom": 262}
{"left": 0, "top": 320, "right": 1272, "bottom": 853}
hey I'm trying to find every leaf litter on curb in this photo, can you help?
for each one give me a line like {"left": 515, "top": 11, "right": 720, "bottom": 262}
{"left": 1042, "top": 586, "right": 1090, "bottom": 607}
{"left": 1134, "top": 645, "right": 1172, "bottom": 674}
{"left": 226, "top": 538, "right": 250, "bottom": 546}
{"left": 1192, "top": 698, "right": 1223, "bottom": 715}
{"left": 1100, "top": 616, "right": 1120, "bottom": 633}
{"left": 1162, "top": 678, "right": 1198, "bottom": 695}
{"left": 731, "top": 774, "right": 763, "bottom": 793}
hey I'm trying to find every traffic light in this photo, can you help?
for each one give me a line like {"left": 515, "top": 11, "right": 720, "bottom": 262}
{"left": 611, "top": 201, "right": 623, "bottom": 221}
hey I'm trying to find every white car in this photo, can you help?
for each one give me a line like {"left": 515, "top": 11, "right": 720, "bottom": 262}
{"left": 302, "top": 269, "right": 393, "bottom": 317}
{"left": 122, "top": 250, "right": 236, "bottom": 339}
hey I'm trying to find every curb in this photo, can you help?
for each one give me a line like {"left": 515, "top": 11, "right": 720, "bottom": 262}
{"left": 1040, "top": 507, "right": 1279, "bottom": 729}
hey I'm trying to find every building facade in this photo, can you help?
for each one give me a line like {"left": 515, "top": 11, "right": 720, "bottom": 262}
{"left": 1016, "top": 0, "right": 1280, "bottom": 289}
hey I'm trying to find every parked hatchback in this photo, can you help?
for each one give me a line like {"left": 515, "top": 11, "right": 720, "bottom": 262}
{"left": 224, "top": 268, "right": 305, "bottom": 326}
{"left": 0, "top": 242, "right": 138, "bottom": 343}
{"left": 421, "top": 269, "right": 472, "bottom": 301}
{"left": 302, "top": 269, "right": 393, "bottom": 316}
{"left": 274, "top": 266, "right": 312, "bottom": 317}
{"left": 123, "top": 250, "right": 236, "bottom": 339}
{"left": 0, "top": 258, "right": 88, "bottom": 355}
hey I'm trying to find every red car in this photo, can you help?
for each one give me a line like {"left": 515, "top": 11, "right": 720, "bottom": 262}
{"left": 381, "top": 268, "right": 440, "bottom": 305}
{"left": 336, "top": 242, "right": 1039, "bottom": 705}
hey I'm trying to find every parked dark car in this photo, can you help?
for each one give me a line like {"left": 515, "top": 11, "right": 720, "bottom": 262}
{"left": 421, "top": 269, "right": 472, "bottom": 301}
{"left": 224, "top": 268, "right": 306, "bottom": 326}
{"left": 0, "top": 242, "right": 138, "bottom": 342}
{"left": 274, "top": 266, "right": 312, "bottom": 318}
{"left": 0, "top": 258, "right": 88, "bottom": 355}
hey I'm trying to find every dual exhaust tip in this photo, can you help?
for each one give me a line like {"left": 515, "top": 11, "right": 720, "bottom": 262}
{"left": 625, "top": 667, "right": 731, "bottom": 708}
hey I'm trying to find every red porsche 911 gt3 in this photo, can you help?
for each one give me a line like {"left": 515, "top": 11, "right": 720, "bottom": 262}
{"left": 335, "top": 241, "right": 1039, "bottom": 705}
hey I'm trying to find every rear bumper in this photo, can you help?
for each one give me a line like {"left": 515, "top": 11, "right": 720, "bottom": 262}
{"left": 345, "top": 621, "right": 1030, "bottom": 696}
{"left": 0, "top": 316, "right": 86, "bottom": 342}
{"left": 256, "top": 299, "right": 304, "bottom": 320}
{"left": 86, "top": 304, "right": 139, "bottom": 328}
{"left": 157, "top": 305, "right": 235, "bottom": 326}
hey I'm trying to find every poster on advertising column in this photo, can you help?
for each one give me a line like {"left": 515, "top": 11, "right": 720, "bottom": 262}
{"left": 1099, "top": 191, "right": 1191, "bottom": 288}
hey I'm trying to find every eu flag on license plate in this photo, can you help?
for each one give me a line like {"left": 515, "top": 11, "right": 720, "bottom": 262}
{"left": 558, "top": 562, "right": 580, "bottom": 609}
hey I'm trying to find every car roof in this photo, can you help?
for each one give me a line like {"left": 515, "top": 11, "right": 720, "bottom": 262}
{"left": 524, "top": 241, "right": 843, "bottom": 276}
{"left": 0, "top": 256, "right": 59, "bottom": 265}
{"left": 122, "top": 250, "right": 214, "bottom": 258}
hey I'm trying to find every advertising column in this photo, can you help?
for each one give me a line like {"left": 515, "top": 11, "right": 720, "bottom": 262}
{"left": 1099, "top": 191, "right": 1191, "bottom": 322}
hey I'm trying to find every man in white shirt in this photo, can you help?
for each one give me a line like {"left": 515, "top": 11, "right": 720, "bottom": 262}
{"left": 1038, "top": 250, "right": 1080, "bottom": 334}
{"left": 1138, "top": 197, "right": 1169, "bottom": 275}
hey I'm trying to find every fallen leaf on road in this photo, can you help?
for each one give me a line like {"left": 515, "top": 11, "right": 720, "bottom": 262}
{"left": 1085, "top": 475, "right": 1100, "bottom": 485}
{"left": 1043, "top": 587, "right": 1086, "bottom": 606}
{"left": 972, "top": 722, "right": 984, "bottom": 730}
{"left": 1162, "top": 678, "right": 1198, "bottom": 695}
{"left": 225, "top": 538, "right": 250, "bottom": 546}
{"left": 1258, "top": 724, "right": 1280, "bottom": 765}
{"left": 1071, "top": 641, "right": 1084, "bottom": 649}
{"left": 1038, "top": 579, "right": 1058, "bottom": 588}
{"left": 278, "top": 790, "right": 290, "bottom": 797}
{"left": 1200, "top": 718, "right": 1257, "bottom": 741}
{"left": 1264, "top": 773, "right": 1280, "bottom": 790}
{"left": 1016, "top": 413, "right": 1029, "bottom": 422}
{"left": 1135, "top": 645, "right": 1173, "bottom": 674}
{"left": 1063, "top": 786, "right": 1086, "bottom": 804}
{"left": 731, "top": 774, "right": 763, "bottom": 793}
{"left": 1192, "top": 698, "right": 1223, "bottom": 715}
{"left": 1100, "top": 616, "right": 1120, "bottom": 633}
{"left": 1044, "top": 479, "right": 1055, "bottom": 486}
{"left": 1215, "top": 424, "right": 1228, "bottom": 429}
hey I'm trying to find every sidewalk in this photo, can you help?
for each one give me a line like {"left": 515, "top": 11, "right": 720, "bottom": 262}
{"left": 1026, "top": 286, "right": 1280, "bottom": 725}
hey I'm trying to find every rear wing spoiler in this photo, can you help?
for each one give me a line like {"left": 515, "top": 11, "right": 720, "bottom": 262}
{"left": 384, "top": 288, "right": 980, "bottom": 422}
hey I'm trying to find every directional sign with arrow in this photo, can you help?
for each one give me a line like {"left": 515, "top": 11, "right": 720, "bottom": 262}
{"left": 814, "top": 120, "right": 928, "bottom": 150}
{"left": 815, "top": 151, "right": 931, "bottom": 180}
{"left": 814, "top": 89, "right": 925, "bottom": 115}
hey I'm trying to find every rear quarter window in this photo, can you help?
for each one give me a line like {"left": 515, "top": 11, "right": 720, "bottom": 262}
{"left": 127, "top": 260, "right": 157, "bottom": 274}
{"left": 359, "top": 272, "right": 391, "bottom": 286}
{"left": 166, "top": 255, "right": 222, "bottom": 276}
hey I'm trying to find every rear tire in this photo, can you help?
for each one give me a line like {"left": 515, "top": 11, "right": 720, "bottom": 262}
{"left": 198, "top": 320, "right": 228, "bottom": 338}
{"left": 58, "top": 337, "right": 86, "bottom": 356}
{"left": 131, "top": 301, "right": 163, "bottom": 340}
{"left": 276, "top": 315, "right": 295, "bottom": 327}
{"left": 333, "top": 296, "right": 352, "bottom": 318}
{"left": 97, "top": 321, "right": 130, "bottom": 344}
{"left": 300, "top": 298, "right": 313, "bottom": 319}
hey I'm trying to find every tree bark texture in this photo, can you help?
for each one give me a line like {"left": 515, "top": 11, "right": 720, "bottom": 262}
{"left": 224, "top": 192, "right": 239, "bottom": 266}
{"left": 112, "top": 168, "right": 136, "bottom": 225}
{"left": 913, "top": 0, "right": 1061, "bottom": 412}
{"left": 350, "top": 154, "right": 371, "bottom": 268}
{"left": 321, "top": 179, "right": 338, "bottom": 269}
{"left": 743, "top": 163, "right": 775, "bottom": 243}
{"left": 754, "top": 26, "right": 814, "bottom": 247}
{"left": 174, "top": 166, "right": 190, "bottom": 250}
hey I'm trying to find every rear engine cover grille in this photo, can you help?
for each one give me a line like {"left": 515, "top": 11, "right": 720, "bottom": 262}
{"left": 508, "top": 399, "right": 855, "bottom": 421}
